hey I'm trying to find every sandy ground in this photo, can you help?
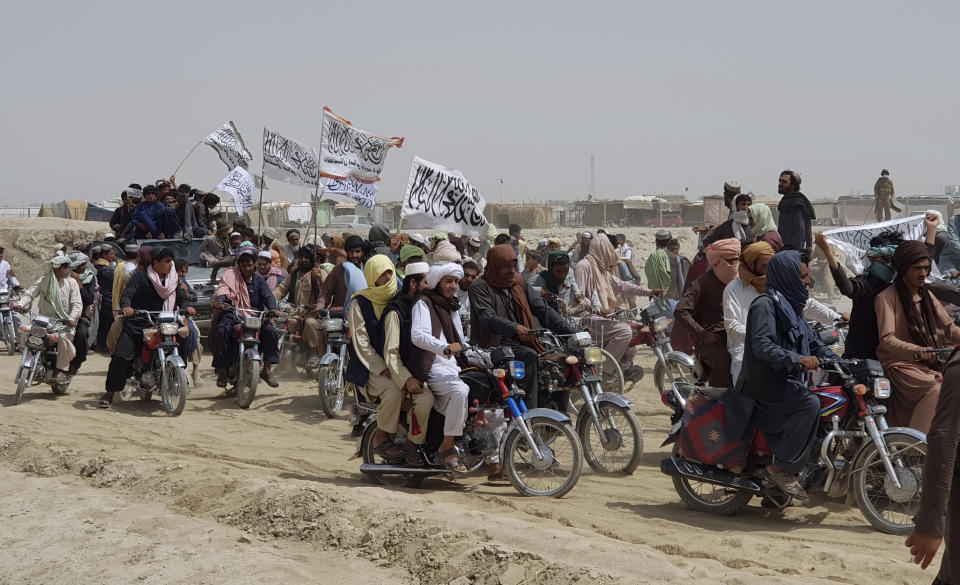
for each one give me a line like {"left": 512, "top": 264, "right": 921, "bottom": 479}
{"left": 0, "top": 347, "right": 937, "bottom": 585}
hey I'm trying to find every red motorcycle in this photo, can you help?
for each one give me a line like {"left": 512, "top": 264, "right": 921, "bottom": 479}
{"left": 660, "top": 358, "right": 927, "bottom": 535}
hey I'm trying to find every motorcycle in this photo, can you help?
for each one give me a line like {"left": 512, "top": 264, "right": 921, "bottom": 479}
{"left": 0, "top": 289, "right": 19, "bottom": 355}
{"left": 537, "top": 328, "right": 644, "bottom": 474}
{"left": 220, "top": 304, "right": 268, "bottom": 409}
{"left": 810, "top": 317, "right": 849, "bottom": 355}
{"left": 634, "top": 301, "right": 696, "bottom": 394}
{"left": 660, "top": 358, "right": 927, "bottom": 534}
{"left": 357, "top": 345, "right": 584, "bottom": 498}
{"left": 13, "top": 312, "right": 70, "bottom": 404}
{"left": 118, "top": 310, "right": 191, "bottom": 416}
{"left": 275, "top": 303, "right": 321, "bottom": 379}
{"left": 316, "top": 307, "right": 349, "bottom": 418}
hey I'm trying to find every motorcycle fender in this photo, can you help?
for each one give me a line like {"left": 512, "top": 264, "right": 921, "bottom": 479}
{"left": 164, "top": 355, "right": 186, "bottom": 370}
{"left": 244, "top": 347, "right": 262, "bottom": 362}
{"left": 664, "top": 351, "right": 695, "bottom": 368}
{"left": 353, "top": 412, "right": 379, "bottom": 454}
{"left": 20, "top": 353, "right": 35, "bottom": 369}
{"left": 319, "top": 352, "right": 339, "bottom": 367}
{"left": 522, "top": 407, "right": 572, "bottom": 425}
{"left": 594, "top": 392, "right": 633, "bottom": 409}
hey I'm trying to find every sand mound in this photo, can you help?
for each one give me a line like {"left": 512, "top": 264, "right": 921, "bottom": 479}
{"left": 0, "top": 217, "right": 110, "bottom": 285}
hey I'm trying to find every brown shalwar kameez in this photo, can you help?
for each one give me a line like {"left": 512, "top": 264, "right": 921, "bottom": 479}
{"left": 674, "top": 269, "right": 732, "bottom": 387}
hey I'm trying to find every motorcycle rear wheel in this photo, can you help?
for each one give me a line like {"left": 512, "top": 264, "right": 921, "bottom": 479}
{"left": 853, "top": 431, "right": 926, "bottom": 535}
{"left": 503, "top": 417, "right": 583, "bottom": 498}
{"left": 671, "top": 447, "right": 752, "bottom": 514}
{"left": 317, "top": 360, "right": 344, "bottom": 419}
{"left": 359, "top": 422, "right": 424, "bottom": 488}
{"left": 14, "top": 366, "right": 29, "bottom": 405}
{"left": 577, "top": 403, "right": 643, "bottom": 474}
{"left": 654, "top": 359, "right": 694, "bottom": 394}
{"left": 161, "top": 366, "right": 189, "bottom": 416}
{"left": 235, "top": 359, "right": 259, "bottom": 409}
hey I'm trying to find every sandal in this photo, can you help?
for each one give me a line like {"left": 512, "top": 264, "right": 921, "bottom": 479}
{"left": 438, "top": 447, "right": 468, "bottom": 473}
{"left": 96, "top": 393, "right": 113, "bottom": 409}
{"left": 763, "top": 467, "right": 809, "bottom": 501}
{"left": 486, "top": 462, "right": 507, "bottom": 482}
{"left": 373, "top": 439, "right": 404, "bottom": 460}
{"left": 404, "top": 443, "right": 426, "bottom": 467}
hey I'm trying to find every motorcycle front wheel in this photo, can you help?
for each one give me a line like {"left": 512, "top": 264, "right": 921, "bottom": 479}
{"left": 317, "top": 360, "right": 344, "bottom": 419}
{"left": 4, "top": 322, "right": 15, "bottom": 355}
{"left": 359, "top": 422, "right": 424, "bottom": 488}
{"left": 853, "top": 431, "right": 926, "bottom": 535}
{"left": 654, "top": 358, "right": 694, "bottom": 394}
{"left": 161, "top": 365, "right": 189, "bottom": 416}
{"left": 14, "top": 365, "right": 29, "bottom": 405}
{"left": 577, "top": 403, "right": 643, "bottom": 474}
{"left": 235, "top": 358, "right": 259, "bottom": 409}
{"left": 503, "top": 417, "right": 583, "bottom": 498}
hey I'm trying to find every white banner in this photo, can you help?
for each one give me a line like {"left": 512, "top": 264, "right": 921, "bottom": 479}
{"left": 217, "top": 166, "right": 256, "bottom": 216}
{"left": 319, "top": 108, "right": 403, "bottom": 183}
{"left": 262, "top": 128, "right": 319, "bottom": 188}
{"left": 823, "top": 215, "right": 925, "bottom": 273}
{"left": 322, "top": 176, "right": 378, "bottom": 209}
{"left": 203, "top": 121, "right": 252, "bottom": 171}
{"left": 400, "top": 156, "right": 488, "bottom": 236}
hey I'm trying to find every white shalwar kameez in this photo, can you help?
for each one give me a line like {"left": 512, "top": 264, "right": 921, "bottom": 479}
{"left": 410, "top": 299, "right": 469, "bottom": 437}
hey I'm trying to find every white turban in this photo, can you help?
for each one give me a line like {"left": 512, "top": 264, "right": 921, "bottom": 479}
{"left": 426, "top": 262, "right": 463, "bottom": 289}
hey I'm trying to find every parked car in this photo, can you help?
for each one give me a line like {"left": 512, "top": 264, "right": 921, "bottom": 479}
{"left": 646, "top": 214, "right": 684, "bottom": 227}
{"left": 323, "top": 215, "right": 374, "bottom": 233}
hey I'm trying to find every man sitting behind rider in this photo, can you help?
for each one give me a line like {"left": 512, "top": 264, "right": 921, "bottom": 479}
{"left": 273, "top": 246, "right": 324, "bottom": 366}
{"left": 379, "top": 261, "right": 434, "bottom": 465}
{"left": 727, "top": 251, "right": 837, "bottom": 500}
{"left": 98, "top": 247, "right": 194, "bottom": 408}
{"left": 411, "top": 262, "right": 472, "bottom": 472}
{"left": 211, "top": 246, "right": 280, "bottom": 389}
{"left": 18, "top": 255, "right": 82, "bottom": 382}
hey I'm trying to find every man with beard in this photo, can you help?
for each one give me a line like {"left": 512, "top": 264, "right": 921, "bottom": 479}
{"left": 703, "top": 193, "right": 755, "bottom": 249}
{"left": 379, "top": 262, "right": 434, "bottom": 465}
{"left": 257, "top": 251, "right": 286, "bottom": 292}
{"left": 273, "top": 247, "right": 324, "bottom": 367}
{"left": 469, "top": 244, "right": 577, "bottom": 410}
{"left": 777, "top": 170, "right": 815, "bottom": 254}
{"left": 319, "top": 235, "right": 364, "bottom": 311}
{"left": 568, "top": 231, "right": 593, "bottom": 263}
{"left": 93, "top": 245, "right": 115, "bottom": 350}
{"left": 674, "top": 238, "right": 741, "bottom": 387}
{"left": 726, "top": 251, "right": 837, "bottom": 500}
{"left": 210, "top": 246, "right": 280, "bottom": 388}
{"left": 17, "top": 255, "right": 82, "bottom": 383}
{"left": 457, "top": 260, "right": 479, "bottom": 313}
{"left": 466, "top": 237, "right": 486, "bottom": 272}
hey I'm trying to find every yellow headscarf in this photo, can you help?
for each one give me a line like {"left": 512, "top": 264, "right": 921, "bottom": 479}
{"left": 739, "top": 242, "right": 775, "bottom": 293}
{"left": 351, "top": 254, "right": 397, "bottom": 318}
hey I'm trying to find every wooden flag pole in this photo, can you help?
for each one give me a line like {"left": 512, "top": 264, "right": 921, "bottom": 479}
{"left": 255, "top": 155, "right": 266, "bottom": 239}
{"left": 170, "top": 138, "right": 204, "bottom": 182}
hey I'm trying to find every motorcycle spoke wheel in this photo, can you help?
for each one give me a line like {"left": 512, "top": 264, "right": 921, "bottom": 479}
{"left": 317, "top": 361, "right": 344, "bottom": 419}
{"left": 235, "top": 360, "right": 259, "bottom": 409}
{"left": 5, "top": 323, "right": 15, "bottom": 355}
{"left": 853, "top": 433, "right": 926, "bottom": 535}
{"left": 670, "top": 446, "right": 752, "bottom": 514}
{"left": 655, "top": 359, "right": 694, "bottom": 394}
{"left": 161, "top": 366, "right": 189, "bottom": 416}
{"left": 504, "top": 418, "right": 583, "bottom": 498}
{"left": 14, "top": 366, "right": 29, "bottom": 405}
{"left": 359, "top": 422, "right": 423, "bottom": 488}
{"left": 578, "top": 404, "right": 643, "bottom": 474}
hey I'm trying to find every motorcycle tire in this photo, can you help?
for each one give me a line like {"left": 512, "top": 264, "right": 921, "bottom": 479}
{"left": 654, "top": 359, "right": 694, "bottom": 394}
{"left": 235, "top": 359, "right": 259, "bottom": 409}
{"left": 670, "top": 446, "right": 752, "bottom": 515}
{"left": 359, "top": 422, "right": 424, "bottom": 488}
{"left": 852, "top": 431, "right": 926, "bottom": 535}
{"left": 576, "top": 403, "right": 643, "bottom": 474}
{"left": 161, "top": 366, "right": 189, "bottom": 416}
{"left": 14, "top": 366, "right": 29, "bottom": 405}
{"left": 503, "top": 417, "right": 583, "bottom": 498}
{"left": 140, "top": 390, "right": 153, "bottom": 402}
{"left": 317, "top": 361, "right": 344, "bottom": 419}
{"left": 51, "top": 381, "right": 68, "bottom": 396}
{"left": 5, "top": 322, "right": 15, "bottom": 356}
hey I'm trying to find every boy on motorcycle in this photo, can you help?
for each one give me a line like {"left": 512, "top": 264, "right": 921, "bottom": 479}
{"left": 99, "top": 247, "right": 194, "bottom": 408}
{"left": 726, "top": 251, "right": 838, "bottom": 500}
{"left": 211, "top": 246, "right": 280, "bottom": 388}
{"left": 18, "top": 255, "right": 82, "bottom": 383}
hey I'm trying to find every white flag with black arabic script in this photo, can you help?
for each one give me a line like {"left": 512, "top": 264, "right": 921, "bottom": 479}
{"left": 217, "top": 166, "right": 256, "bottom": 216}
{"left": 400, "top": 156, "right": 488, "bottom": 236}
{"left": 262, "top": 127, "right": 319, "bottom": 188}
{"left": 823, "top": 215, "right": 925, "bottom": 274}
{"left": 322, "top": 176, "right": 379, "bottom": 209}
{"left": 203, "top": 121, "right": 252, "bottom": 171}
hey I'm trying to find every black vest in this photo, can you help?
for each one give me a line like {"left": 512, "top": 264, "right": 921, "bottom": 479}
{"left": 346, "top": 296, "right": 385, "bottom": 387}
{"left": 383, "top": 295, "right": 431, "bottom": 382}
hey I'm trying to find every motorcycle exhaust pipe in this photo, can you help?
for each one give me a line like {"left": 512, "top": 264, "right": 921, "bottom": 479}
{"left": 660, "top": 456, "right": 762, "bottom": 493}
{"left": 360, "top": 464, "right": 449, "bottom": 476}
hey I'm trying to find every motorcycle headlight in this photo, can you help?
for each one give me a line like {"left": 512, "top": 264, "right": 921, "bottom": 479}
{"left": 160, "top": 323, "right": 179, "bottom": 336}
{"left": 142, "top": 327, "right": 157, "bottom": 342}
{"left": 585, "top": 346, "right": 604, "bottom": 364}
{"left": 322, "top": 318, "right": 343, "bottom": 331}
{"left": 652, "top": 317, "right": 670, "bottom": 333}
{"left": 873, "top": 378, "right": 891, "bottom": 399}
{"left": 509, "top": 360, "right": 525, "bottom": 380}
{"left": 244, "top": 316, "right": 262, "bottom": 330}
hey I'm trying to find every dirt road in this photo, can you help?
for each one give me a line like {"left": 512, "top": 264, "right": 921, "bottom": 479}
{"left": 0, "top": 351, "right": 934, "bottom": 585}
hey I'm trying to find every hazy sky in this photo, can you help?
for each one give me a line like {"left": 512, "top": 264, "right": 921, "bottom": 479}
{"left": 3, "top": 1, "right": 959, "bottom": 205}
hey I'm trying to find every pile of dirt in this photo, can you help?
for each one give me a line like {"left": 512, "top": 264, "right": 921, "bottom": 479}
{"left": 0, "top": 217, "right": 110, "bottom": 285}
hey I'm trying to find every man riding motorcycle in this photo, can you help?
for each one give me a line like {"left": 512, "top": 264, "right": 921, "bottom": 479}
{"left": 273, "top": 246, "right": 324, "bottom": 367}
{"left": 98, "top": 247, "right": 194, "bottom": 408}
{"left": 17, "top": 255, "right": 82, "bottom": 383}
{"left": 67, "top": 253, "right": 97, "bottom": 374}
{"left": 211, "top": 246, "right": 280, "bottom": 388}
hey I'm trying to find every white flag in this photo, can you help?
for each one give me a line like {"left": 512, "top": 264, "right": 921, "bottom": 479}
{"left": 217, "top": 166, "right": 256, "bottom": 216}
{"left": 322, "top": 176, "right": 379, "bottom": 209}
{"left": 203, "top": 121, "right": 252, "bottom": 170}
{"left": 400, "top": 156, "right": 488, "bottom": 236}
{"left": 262, "top": 127, "right": 319, "bottom": 188}
{"left": 823, "top": 215, "right": 925, "bottom": 274}
{"left": 319, "top": 108, "right": 403, "bottom": 183}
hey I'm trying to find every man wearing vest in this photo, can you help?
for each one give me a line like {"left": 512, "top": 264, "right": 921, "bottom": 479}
{"left": 411, "top": 262, "right": 471, "bottom": 473}
{"left": 380, "top": 261, "right": 434, "bottom": 466}
{"left": 345, "top": 255, "right": 407, "bottom": 461}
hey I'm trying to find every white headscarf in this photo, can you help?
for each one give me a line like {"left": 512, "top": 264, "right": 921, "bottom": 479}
{"left": 426, "top": 262, "right": 463, "bottom": 289}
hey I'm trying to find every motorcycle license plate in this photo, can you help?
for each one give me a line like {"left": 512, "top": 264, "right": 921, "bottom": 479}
{"left": 28, "top": 335, "right": 43, "bottom": 346}
{"left": 582, "top": 374, "right": 602, "bottom": 384}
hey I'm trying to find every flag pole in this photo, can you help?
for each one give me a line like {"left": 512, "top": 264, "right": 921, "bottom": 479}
{"left": 170, "top": 138, "right": 204, "bottom": 181}
{"left": 256, "top": 133, "right": 266, "bottom": 239}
